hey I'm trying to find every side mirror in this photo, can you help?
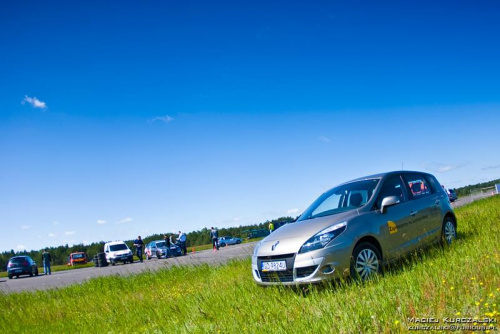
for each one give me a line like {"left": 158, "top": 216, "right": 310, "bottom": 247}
{"left": 381, "top": 196, "right": 400, "bottom": 214}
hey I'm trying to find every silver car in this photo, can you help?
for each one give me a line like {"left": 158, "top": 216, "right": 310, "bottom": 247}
{"left": 218, "top": 236, "right": 242, "bottom": 247}
{"left": 145, "top": 240, "right": 182, "bottom": 260}
{"left": 252, "top": 171, "right": 457, "bottom": 285}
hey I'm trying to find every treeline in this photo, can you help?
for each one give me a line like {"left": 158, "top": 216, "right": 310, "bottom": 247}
{"left": 0, "top": 216, "right": 294, "bottom": 271}
{"left": 454, "top": 178, "right": 500, "bottom": 197}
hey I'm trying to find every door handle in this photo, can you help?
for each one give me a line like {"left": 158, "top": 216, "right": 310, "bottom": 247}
{"left": 410, "top": 211, "right": 418, "bottom": 216}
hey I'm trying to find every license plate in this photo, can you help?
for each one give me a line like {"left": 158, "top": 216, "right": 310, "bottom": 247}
{"left": 15, "top": 269, "right": 22, "bottom": 273}
{"left": 261, "top": 261, "right": 286, "bottom": 272}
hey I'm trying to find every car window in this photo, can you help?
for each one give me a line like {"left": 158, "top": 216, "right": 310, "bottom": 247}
{"left": 110, "top": 244, "right": 128, "bottom": 251}
{"left": 376, "top": 175, "right": 406, "bottom": 209}
{"left": 299, "top": 179, "right": 379, "bottom": 220}
{"left": 156, "top": 241, "right": 166, "bottom": 248}
{"left": 404, "top": 173, "right": 433, "bottom": 199}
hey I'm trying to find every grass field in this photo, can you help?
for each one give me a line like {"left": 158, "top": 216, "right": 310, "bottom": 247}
{"left": 1, "top": 197, "right": 499, "bottom": 333}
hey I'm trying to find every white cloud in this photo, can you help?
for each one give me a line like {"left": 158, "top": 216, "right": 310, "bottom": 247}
{"left": 48, "top": 233, "right": 57, "bottom": 238}
{"left": 22, "top": 95, "right": 47, "bottom": 109}
{"left": 287, "top": 208, "right": 300, "bottom": 215}
{"left": 422, "top": 162, "right": 469, "bottom": 174}
{"left": 97, "top": 219, "right": 107, "bottom": 225}
{"left": 150, "top": 115, "right": 174, "bottom": 123}
{"left": 116, "top": 217, "right": 133, "bottom": 224}
{"left": 482, "top": 164, "right": 500, "bottom": 170}
{"left": 21, "top": 225, "right": 32, "bottom": 230}
{"left": 319, "top": 135, "right": 330, "bottom": 142}
{"left": 16, "top": 245, "right": 26, "bottom": 251}
{"left": 64, "top": 231, "right": 75, "bottom": 236}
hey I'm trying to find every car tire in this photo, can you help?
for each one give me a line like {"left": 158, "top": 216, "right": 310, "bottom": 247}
{"left": 35, "top": 269, "right": 39, "bottom": 276}
{"left": 30, "top": 270, "right": 33, "bottom": 277}
{"left": 350, "top": 242, "right": 382, "bottom": 281}
{"left": 157, "top": 252, "right": 162, "bottom": 259}
{"left": 441, "top": 217, "right": 457, "bottom": 246}
{"left": 236, "top": 240, "right": 241, "bottom": 244}
{"left": 220, "top": 243, "right": 226, "bottom": 247}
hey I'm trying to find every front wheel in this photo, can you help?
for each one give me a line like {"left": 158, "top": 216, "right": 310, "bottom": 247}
{"left": 441, "top": 217, "right": 457, "bottom": 245}
{"left": 350, "top": 242, "right": 382, "bottom": 281}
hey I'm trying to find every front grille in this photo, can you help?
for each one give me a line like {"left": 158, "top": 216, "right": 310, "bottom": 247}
{"left": 257, "top": 253, "right": 295, "bottom": 261}
{"left": 259, "top": 269, "right": 294, "bottom": 283}
{"left": 257, "top": 253, "right": 296, "bottom": 283}
{"left": 296, "top": 265, "right": 318, "bottom": 278}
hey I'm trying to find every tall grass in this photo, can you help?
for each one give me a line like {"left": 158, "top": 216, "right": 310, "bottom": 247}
{"left": 1, "top": 197, "right": 499, "bottom": 333}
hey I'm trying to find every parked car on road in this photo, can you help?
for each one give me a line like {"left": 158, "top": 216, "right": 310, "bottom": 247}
{"left": 104, "top": 241, "right": 133, "bottom": 265}
{"left": 447, "top": 189, "right": 458, "bottom": 202}
{"left": 218, "top": 236, "right": 242, "bottom": 247}
{"left": 442, "top": 185, "right": 458, "bottom": 202}
{"left": 145, "top": 240, "right": 182, "bottom": 259}
{"left": 67, "top": 252, "right": 88, "bottom": 266}
{"left": 252, "top": 171, "right": 457, "bottom": 285}
{"left": 7, "top": 256, "right": 39, "bottom": 279}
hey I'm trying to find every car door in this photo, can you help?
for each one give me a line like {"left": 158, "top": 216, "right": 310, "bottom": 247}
{"left": 402, "top": 173, "right": 442, "bottom": 246}
{"left": 375, "top": 174, "right": 420, "bottom": 260}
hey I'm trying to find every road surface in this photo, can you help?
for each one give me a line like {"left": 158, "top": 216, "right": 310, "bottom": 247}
{"left": 0, "top": 241, "right": 257, "bottom": 294}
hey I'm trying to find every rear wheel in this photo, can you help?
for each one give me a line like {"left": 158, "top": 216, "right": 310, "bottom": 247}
{"left": 441, "top": 217, "right": 457, "bottom": 245}
{"left": 350, "top": 242, "right": 382, "bottom": 281}
{"left": 8, "top": 275, "right": 12, "bottom": 279}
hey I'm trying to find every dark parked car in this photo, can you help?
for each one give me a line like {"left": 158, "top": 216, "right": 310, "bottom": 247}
{"left": 7, "top": 256, "right": 39, "bottom": 279}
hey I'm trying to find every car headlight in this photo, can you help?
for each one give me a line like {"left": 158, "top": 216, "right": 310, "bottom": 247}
{"left": 299, "top": 221, "right": 347, "bottom": 254}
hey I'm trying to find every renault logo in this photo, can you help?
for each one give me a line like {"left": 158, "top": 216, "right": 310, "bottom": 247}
{"left": 271, "top": 241, "right": 280, "bottom": 251}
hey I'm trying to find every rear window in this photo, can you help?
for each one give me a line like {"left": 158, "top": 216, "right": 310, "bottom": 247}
{"left": 72, "top": 253, "right": 85, "bottom": 259}
{"left": 10, "top": 257, "right": 27, "bottom": 264}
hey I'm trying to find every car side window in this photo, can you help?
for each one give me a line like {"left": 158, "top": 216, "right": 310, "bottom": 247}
{"left": 404, "top": 173, "right": 433, "bottom": 199}
{"left": 375, "top": 175, "right": 406, "bottom": 209}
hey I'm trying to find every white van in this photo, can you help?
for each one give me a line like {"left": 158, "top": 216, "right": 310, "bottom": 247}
{"left": 104, "top": 241, "right": 133, "bottom": 265}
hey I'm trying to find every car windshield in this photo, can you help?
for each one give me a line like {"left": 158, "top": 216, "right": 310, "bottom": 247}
{"left": 298, "top": 179, "right": 379, "bottom": 221}
{"left": 156, "top": 241, "right": 166, "bottom": 248}
{"left": 110, "top": 244, "right": 128, "bottom": 251}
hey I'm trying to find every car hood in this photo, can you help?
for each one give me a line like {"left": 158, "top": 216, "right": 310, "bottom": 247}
{"left": 256, "top": 210, "right": 357, "bottom": 256}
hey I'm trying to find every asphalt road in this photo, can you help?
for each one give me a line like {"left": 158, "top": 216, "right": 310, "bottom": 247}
{"left": 0, "top": 241, "right": 257, "bottom": 294}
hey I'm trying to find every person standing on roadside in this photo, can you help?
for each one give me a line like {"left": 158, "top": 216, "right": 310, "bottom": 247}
{"left": 42, "top": 249, "right": 52, "bottom": 275}
{"left": 269, "top": 221, "right": 275, "bottom": 234}
{"left": 178, "top": 231, "right": 187, "bottom": 255}
{"left": 210, "top": 227, "right": 219, "bottom": 252}
{"left": 134, "top": 236, "right": 144, "bottom": 263}
{"left": 164, "top": 234, "right": 171, "bottom": 257}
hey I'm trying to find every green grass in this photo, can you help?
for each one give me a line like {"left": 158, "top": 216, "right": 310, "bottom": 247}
{"left": 1, "top": 197, "right": 499, "bottom": 333}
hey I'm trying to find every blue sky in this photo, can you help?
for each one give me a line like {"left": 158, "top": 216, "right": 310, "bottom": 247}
{"left": 1, "top": 1, "right": 499, "bottom": 253}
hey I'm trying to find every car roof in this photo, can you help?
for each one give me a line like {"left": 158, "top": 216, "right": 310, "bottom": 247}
{"left": 341, "top": 170, "right": 433, "bottom": 185}
{"left": 105, "top": 241, "right": 127, "bottom": 245}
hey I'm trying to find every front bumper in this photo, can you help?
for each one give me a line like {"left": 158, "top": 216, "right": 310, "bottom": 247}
{"left": 252, "top": 235, "right": 353, "bottom": 285}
